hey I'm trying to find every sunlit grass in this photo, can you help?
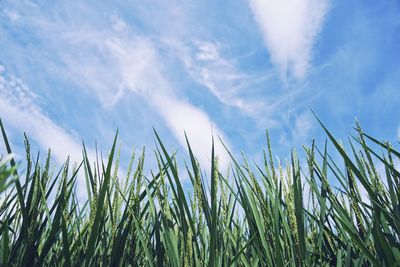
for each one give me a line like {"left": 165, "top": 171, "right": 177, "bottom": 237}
{"left": 0, "top": 117, "right": 399, "bottom": 266}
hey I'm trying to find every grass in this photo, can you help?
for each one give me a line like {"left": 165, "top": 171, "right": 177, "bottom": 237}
{"left": 0, "top": 117, "right": 399, "bottom": 266}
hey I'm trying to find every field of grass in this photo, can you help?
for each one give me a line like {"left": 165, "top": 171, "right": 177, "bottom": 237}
{"left": 0, "top": 117, "right": 399, "bottom": 266}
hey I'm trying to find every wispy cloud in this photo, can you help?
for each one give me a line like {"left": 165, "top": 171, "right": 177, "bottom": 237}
{"left": 279, "top": 111, "right": 314, "bottom": 146}
{"left": 249, "top": 0, "right": 330, "bottom": 80}
{"left": 0, "top": 65, "right": 99, "bottom": 199}
{"left": 100, "top": 36, "right": 232, "bottom": 171}
{"left": 189, "top": 41, "right": 251, "bottom": 109}
{"left": 0, "top": 65, "right": 89, "bottom": 165}
{"left": 5, "top": 0, "right": 397, "bottom": 177}
{"left": 172, "top": 40, "right": 267, "bottom": 116}
{"left": 151, "top": 90, "right": 231, "bottom": 171}
{"left": 27, "top": 12, "right": 232, "bottom": 171}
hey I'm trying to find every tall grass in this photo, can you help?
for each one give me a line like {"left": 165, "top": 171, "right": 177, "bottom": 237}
{"left": 0, "top": 117, "right": 399, "bottom": 266}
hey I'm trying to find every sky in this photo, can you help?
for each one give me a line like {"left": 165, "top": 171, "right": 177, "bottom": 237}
{"left": 1, "top": 0, "right": 400, "bottom": 184}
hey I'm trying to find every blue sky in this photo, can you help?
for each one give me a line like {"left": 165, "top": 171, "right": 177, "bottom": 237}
{"left": 1, "top": 0, "right": 399, "bottom": 183}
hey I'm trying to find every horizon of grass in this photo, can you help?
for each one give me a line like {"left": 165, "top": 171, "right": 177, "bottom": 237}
{"left": 0, "top": 117, "right": 399, "bottom": 266}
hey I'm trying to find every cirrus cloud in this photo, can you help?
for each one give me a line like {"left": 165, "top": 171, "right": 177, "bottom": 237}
{"left": 249, "top": 0, "right": 330, "bottom": 80}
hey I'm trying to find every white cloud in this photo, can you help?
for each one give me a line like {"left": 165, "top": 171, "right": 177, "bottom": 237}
{"left": 151, "top": 91, "right": 231, "bottom": 171}
{"left": 102, "top": 39, "right": 232, "bottom": 171}
{"left": 278, "top": 111, "right": 314, "bottom": 148}
{"left": 196, "top": 42, "right": 220, "bottom": 61}
{"left": 111, "top": 14, "right": 127, "bottom": 32}
{"left": 0, "top": 66, "right": 91, "bottom": 165}
{"left": 191, "top": 42, "right": 250, "bottom": 110}
{"left": 39, "top": 22, "right": 232, "bottom": 172}
{"left": 249, "top": 0, "right": 330, "bottom": 79}
{"left": 57, "top": 34, "right": 155, "bottom": 108}
{"left": 168, "top": 40, "right": 267, "bottom": 117}
{"left": 97, "top": 36, "right": 232, "bottom": 170}
{"left": 293, "top": 112, "right": 313, "bottom": 141}
{"left": 1, "top": 3, "right": 235, "bottom": 173}
{"left": 0, "top": 66, "right": 96, "bottom": 199}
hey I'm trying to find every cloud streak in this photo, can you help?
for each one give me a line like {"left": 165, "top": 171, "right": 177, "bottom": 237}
{"left": 0, "top": 65, "right": 88, "bottom": 165}
{"left": 0, "top": 65, "right": 97, "bottom": 200}
{"left": 31, "top": 15, "right": 232, "bottom": 171}
{"left": 101, "top": 37, "right": 232, "bottom": 171}
{"left": 151, "top": 90, "right": 231, "bottom": 171}
{"left": 180, "top": 40, "right": 263, "bottom": 115}
{"left": 249, "top": 0, "right": 330, "bottom": 79}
